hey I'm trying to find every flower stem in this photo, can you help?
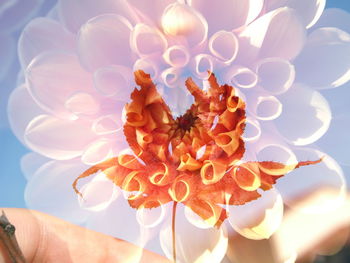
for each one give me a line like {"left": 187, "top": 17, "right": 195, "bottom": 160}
{"left": 172, "top": 201, "right": 178, "bottom": 263}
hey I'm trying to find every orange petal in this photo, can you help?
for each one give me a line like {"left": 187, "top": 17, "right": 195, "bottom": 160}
{"left": 177, "top": 153, "right": 202, "bottom": 171}
{"left": 200, "top": 160, "right": 227, "bottom": 184}
{"left": 215, "top": 130, "right": 240, "bottom": 156}
{"left": 231, "top": 162, "right": 261, "bottom": 191}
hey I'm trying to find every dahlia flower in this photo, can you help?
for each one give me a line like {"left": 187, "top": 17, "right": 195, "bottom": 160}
{"left": 7, "top": 0, "right": 350, "bottom": 262}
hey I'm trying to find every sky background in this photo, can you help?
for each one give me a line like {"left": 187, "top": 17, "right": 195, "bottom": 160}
{"left": 1, "top": 0, "right": 350, "bottom": 209}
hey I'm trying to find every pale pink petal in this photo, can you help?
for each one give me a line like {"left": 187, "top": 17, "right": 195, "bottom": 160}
{"left": 266, "top": 0, "right": 326, "bottom": 28}
{"left": 65, "top": 93, "right": 101, "bottom": 118}
{"left": 58, "top": 0, "right": 138, "bottom": 33}
{"left": 161, "top": 3, "right": 208, "bottom": 48}
{"left": 128, "top": 0, "right": 175, "bottom": 26}
{"left": 81, "top": 138, "right": 127, "bottom": 165}
{"left": 209, "top": 31, "right": 239, "bottom": 63}
{"left": 20, "top": 152, "right": 49, "bottom": 181}
{"left": 24, "top": 115, "right": 96, "bottom": 160}
{"left": 160, "top": 204, "right": 228, "bottom": 263}
{"left": 0, "top": 35, "right": 15, "bottom": 81}
{"left": 294, "top": 27, "right": 350, "bottom": 89}
{"left": 163, "top": 45, "right": 190, "bottom": 68}
{"left": 189, "top": 0, "right": 264, "bottom": 35}
{"left": 93, "top": 65, "right": 133, "bottom": 100}
{"left": 131, "top": 23, "right": 168, "bottom": 57}
{"left": 86, "top": 194, "right": 141, "bottom": 245}
{"left": 313, "top": 8, "right": 350, "bottom": 34}
{"left": 221, "top": 65, "right": 258, "bottom": 89}
{"left": 238, "top": 7, "right": 306, "bottom": 62}
{"left": 276, "top": 148, "right": 346, "bottom": 214}
{"left": 25, "top": 159, "right": 90, "bottom": 224}
{"left": 256, "top": 57, "right": 295, "bottom": 95}
{"left": 18, "top": 17, "right": 76, "bottom": 68}
{"left": 78, "top": 14, "right": 134, "bottom": 72}
{"left": 133, "top": 58, "right": 160, "bottom": 80}
{"left": 92, "top": 114, "right": 124, "bottom": 136}
{"left": 0, "top": 0, "right": 43, "bottom": 33}
{"left": 275, "top": 84, "right": 331, "bottom": 146}
{"left": 7, "top": 85, "right": 45, "bottom": 144}
{"left": 228, "top": 189, "right": 283, "bottom": 240}
{"left": 26, "top": 51, "right": 96, "bottom": 119}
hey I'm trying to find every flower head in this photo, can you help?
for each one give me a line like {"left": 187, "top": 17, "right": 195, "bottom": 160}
{"left": 8, "top": 0, "right": 350, "bottom": 262}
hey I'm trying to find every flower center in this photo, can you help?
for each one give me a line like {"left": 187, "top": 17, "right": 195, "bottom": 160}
{"left": 176, "top": 111, "right": 197, "bottom": 132}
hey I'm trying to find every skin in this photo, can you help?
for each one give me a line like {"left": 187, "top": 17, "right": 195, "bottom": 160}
{"left": 0, "top": 208, "right": 171, "bottom": 263}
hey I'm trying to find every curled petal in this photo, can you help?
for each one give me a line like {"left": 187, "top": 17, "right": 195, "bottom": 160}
{"left": 256, "top": 58, "right": 295, "bottom": 95}
{"left": 239, "top": 7, "right": 306, "bottom": 62}
{"left": 294, "top": 27, "right": 350, "bottom": 89}
{"left": 78, "top": 14, "right": 133, "bottom": 71}
{"left": 200, "top": 160, "right": 227, "bottom": 185}
{"left": 242, "top": 117, "right": 261, "bottom": 142}
{"left": 149, "top": 163, "right": 173, "bottom": 186}
{"left": 136, "top": 200, "right": 167, "bottom": 228}
{"left": 133, "top": 58, "right": 160, "bottom": 80}
{"left": 18, "top": 18, "right": 75, "bottom": 68}
{"left": 209, "top": 31, "right": 239, "bottom": 63}
{"left": 232, "top": 163, "right": 261, "bottom": 191}
{"left": 131, "top": 23, "right": 168, "bottom": 57}
{"left": 92, "top": 114, "right": 123, "bottom": 135}
{"left": 222, "top": 65, "right": 258, "bottom": 89}
{"left": 25, "top": 115, "right": 96, "bottom": 160}
{"left": 168, "top": 174, "right": 192, "bottom": 202}
{"left": 189, "top": 0, "right": 264, "bottom": 34}
{"left": 118, "top": 154, "right": 144, "bottom": 170}
{"left": 215, "top": 130, "right": 240, "bottom": 155}
{"left": 177, "top": 153, "right": 202, "bottom": 171}
{"left": 253, "top": 96, "right": 283, "bottom": 121}
{"left": 122, "top": 170, "right": 147, "bottom": 199}
{"left": 190, "top": 54, "right": 215, "bottom": 79}
{"left": 161, "top": 3, "right": 208, "bottom": 47}
{"left": 160, "top": 67, "right": 183, "bottom": 88}
{"left": 163, "top": 45, "right": 190, "bottom": 68}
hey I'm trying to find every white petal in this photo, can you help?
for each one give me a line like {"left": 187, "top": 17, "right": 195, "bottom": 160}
{"left": 92, "top": 114, "right": 124, "bottom": 135}
{"left": 24, "top": 115, "right": 96, "bottom": 160}
{"left": 256, "top": 57, "right": 295, "bottom": 95}
{"left": 190, "top": 54, "right": 215, "bottom": 79}
{"left": 0, "top": 35, "right": 15, "bottom": 81}
{"left": 163, "top": 45, "right": 190, "bottom": 68}
{"left": 25, "top": 159, "right": 90, "bottom": 223}
{"left": 7, "top": 85, "right": 44, "bottom": 144}
{"left": 93, "top": 65, "right": 133, "bottom": 100}
{"left": 275, "top": 84, "right": 331, "bottom": 146}
{"left": 253, "top": 96, "right": 283, "bottom": 121}
{"left": 189, "top": 0, "right": 264, "bottom": 35}
{"left": 276, "top": 148, "right": 346, "bottom": 214}
{"left": 160, "top": 204, "right": 228, "bottom": 263}
{"left": 238, "top": 7, "right": 306, "bottom": 62}
{"left": 266, "top": 0, "right": 326, "bottom": 28}
{"left": 26, "top": 51, "right": 96, "bottom": 119}
{"left": 81, "top": 138, "right": 118, "bottom": 165}
{"left": 221, "top": 65, "right": 258, "bottom": 89}
{"left": 78, "top": 172, "right": 119, "bottom": 211}
{"left": 128, "top": 0, "right": 175, "bottom": 26}
{"left": 18, "top": 17, "right": 75, "bottom": 69}
{"left": 86, "top": 194, "right": 141, "bottom": 245}
{"left": 161, "top": 3, "right": 208, "bottom": 48}
{"left": 20, "top": 152, "right": 49, "bottom": 181}
{"left": 294, "top": 27, "right": 350, "bottom": 89}
{"left": 58, "top": 0, "right": 137, "bottom": 33}
{"left": 228, "top": 189, "right": 283, "bottom": 240}
{"left": 313, "top": 8, "right": 350, "bottom": 34}
{"left": 78, "top": 14, "right": 134, "bottom": 71}
{"left": 316, "top": 86, "right": 350, "bottom": 165}
{"left": 131, "top": 23, "right": 168, "bottom": 57}
{"left": 209, "top": 31, "right": 239, "bottom": 63}
{"left": 0, "top": 0, "right": 44, "bottom": 33}
{"left": 133, "top": 58, "right": 160, "bottom": 80}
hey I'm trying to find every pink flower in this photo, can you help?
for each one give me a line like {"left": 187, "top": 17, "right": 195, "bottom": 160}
{"left": 8, "top": 1, "right": 349, "bottom": 262}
